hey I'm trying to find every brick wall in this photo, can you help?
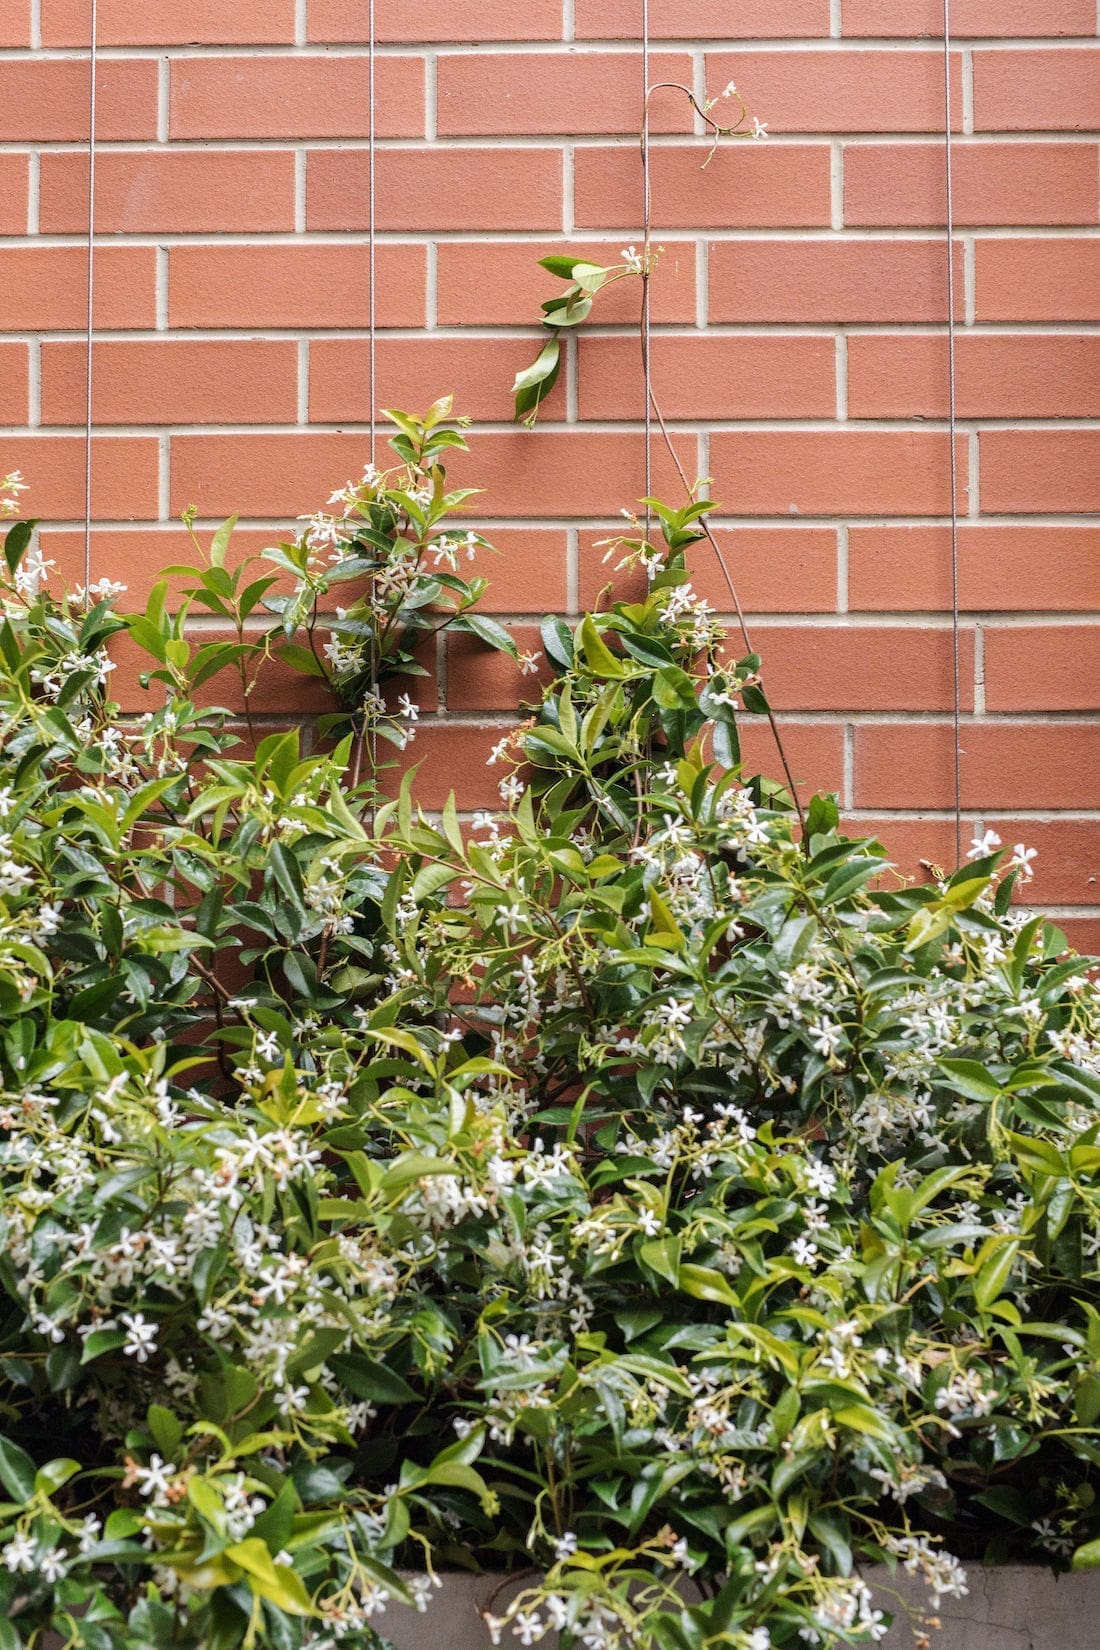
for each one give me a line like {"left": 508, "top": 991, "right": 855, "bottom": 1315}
{"left": 2, "top": 1, "right": 1098, "bottom": 942}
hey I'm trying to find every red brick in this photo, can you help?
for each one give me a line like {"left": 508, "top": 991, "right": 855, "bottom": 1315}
{"left": 394, "top": 722, "right": 523, "bottom": 812}
{"left": 0, "top": 344, "right": 29, "bottom": 426}
{"left": 170, "top": 56, "right": 425, "bottom": 140}
{"left": 436, "top": 239, "right": 695, "bottom": 325}
{"left": 0, "top": 155, "right": 29, "bottom": 235}
{"left": 847, "top": 333, "right": 1100, "bottom": 419}
{"left": 0, "top": 59, "right": 157, "bottom": 140}
{"left": 42, "top": 0, "right": 296, "bottom": 43}
{"left": 169, "top": 245, "right": 425, "bottom": 329}
{"left": 737, "top": 720, "right": 844, "bottom": 798}
{"left": 466, "top": 529, "right": 569, "bottom": 614}
{"left": 0, "top": 247, "right": 156, "bottom": 331}
{"left": 577, "top": 334, "right": 835, "bottom": 419}
{"left": 842, "top": 816, "right": 969, "bottom": 883}
{"left": 984, "top": 625, "right": 1100, "bottom": 711}
{"left": 974, "top": 48, "right": 1100, "bottom": 132}
{"left": 41, "top": 524, "right": 288, "bottom": 605}
{"left": 444, "top": 430, "right": 695, "bottom": 520}
{"left": 709, "top": 238, "right": 964, "bottom": 323}
{"left": 986, "top": 818, "right": 1100, "bottom": 907}
{"left": 854, "top": 722, "right": 1100, "bottom": 809}
{"left": 708, "top": 431, "right": 968, "bottom": 517}
{"left": 578, "top": 526, "right": 837, "bottom": 613}
{"left": 574, "top": 143, "right": 831, "bottom": 229}
{"left": 171, "top": 434, "right": 373, "bottom": 519}
{"left": 706, "top": 49, "right": 963, "bottom": 133}
{"left": 310, "top": 0, "right": 564, "bottom": 41}
{"left": 848, "top": 526, "right": 1100, "bottom": 613}
{"left": 0, "top": 4, "right": 29, "bottom": 44}
{"left": 308, "top": 148, "right": 563, "bottom": 232}
{"left": 842, "top": 0, "right": 1095, "bottom": 35}
{"left": 41, "top": 340, "right": 300, "bottom": 428}
{"left": 446, "top": 625, "right": 552, "bottom": 710}
{"left": 981, "top": 430, "right": 1100, "bottom": 514}
{"left": 437, "top": 51, "right": 692, "bottom": 136}
{"left": 310, "top": 336, "right": 565, "bottom": 424}
{"left": 1056, "top": 917, "right": 1100, "bottom": 953}
{"left": 974, "top": 239, "right": 1100, "bottom": 322}
{"left": 40, "top": 150, "right": 296, "bottom": 235}
{"left": 739, "top": 624, "right": 973, "bottom": 712}
{"left": 576, "top": 0, "right": 830, "bottom": 36}
{"left": 0, "top": 436, "right": 159, "bottom": 521}
{"left": 171, "top": 430, "right": 694, "bottom": 520}
{"left": 844, "top": 142, "right": 1100, "bottom": 227}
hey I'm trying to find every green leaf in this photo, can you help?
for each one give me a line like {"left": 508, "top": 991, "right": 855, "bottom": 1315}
{"left": 209, "top": 513, "right": 237, "bottom": 568}
{"left": 329, "top": 1352, "right": 418, "bottom": 1407}
{"left": 512, "top": 337, "right": 560, "bottom": 422}
{"left": 410, "top": 862, "right": 460, "bottom": 903}
{"left": 34, "top": 1458, "right": 80, "bottom": 1497}
{"left": 0, "top": 1437, "right": 36, "bottom": 1502}
{"left": 224, "top": 1539, "right": 313, "bottom": 1615}
{"left": 677, "top": 1264, "right": 739, "bottom": 1308}
{"left": 3, "top": 519, "right": 33, "bottom": 577}
{"left": 187, "top": 1475, "right": 226, "bottom": 1532}
{"left": 578, "top": 615, "right": 625, "bottom": 678}
{"left": 147, "top": 1405, "right": 184, "bottom": 1460}
{"left": 458, "top": 612, "right": 519, "bottom": 660}
{"left": 540, "top": 614, "right": 574, "bottom": 670}
{"left": 973, "top": 1236, "right": 1021, "bottom": 1312}
{"left": 639, "top": 1237, "right": 682, "bottom": 1287}
{"left": 1073, "top": 1537, "right": 1100, "bottom": 1570}
{"left": 937, "top": 1058, "right": 1002, "bottom": 1103}
{"left": 833, "top": 1405, "right": 897, "bottom": 1443}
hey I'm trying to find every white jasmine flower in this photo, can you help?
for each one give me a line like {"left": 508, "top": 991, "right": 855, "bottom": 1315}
{"left": 967, "top": 828, "right": 1001, "bottom": 860}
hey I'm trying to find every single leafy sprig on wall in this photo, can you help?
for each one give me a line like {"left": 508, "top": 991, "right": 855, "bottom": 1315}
{"left": 135, "top": 398, "right": 517, "bottom": 775}
{"left": 512, "top": 249, "right": 660, "bottom": 426}
{"left": 512, "top": 78, "right": 767, "bottom": 425}
{"left": 266, "top": 398, "right": 516, "bottom": 738}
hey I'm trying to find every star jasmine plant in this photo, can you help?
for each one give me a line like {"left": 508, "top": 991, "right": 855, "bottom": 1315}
{"left": 0, "top": 442, "right": 1096, "bottom": 1650}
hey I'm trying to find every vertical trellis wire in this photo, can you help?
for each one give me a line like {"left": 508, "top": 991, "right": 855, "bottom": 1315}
{"left": 943, "top": 0, "right": 964, "bottom": 865}
{"left": 640, "top": 0, "right": 652, "bottom": 527}
{"left": 83, "top": 0, "right": 99, "bottom": 590}
{"left": 367, "top": 0, "right": 379, "bottom": 798}
{"left": 638, "top": 14, "right": 807, "bottom": 829}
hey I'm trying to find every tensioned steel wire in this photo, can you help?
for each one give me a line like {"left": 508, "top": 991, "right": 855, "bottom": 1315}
{"left": 367, "top": 0, "right": 379, "bottom": 797}
{"left": 638, "top": 6, "right": 806, "bottom": 829}
{"left": 640, "top": 7, "right": 965, "bottom": 851}
{"left": 641, "top": 0, "right": 652, "bottom": 520}
{"left": 83, "top": 0, "right": 99, "bottom": 590}
{"left": 942, "top": 0, "right": 964, "bottom": 866}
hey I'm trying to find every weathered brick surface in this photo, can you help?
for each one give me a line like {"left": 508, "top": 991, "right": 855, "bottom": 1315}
{"left": 0, "top": 4, "right": 1095, "bottom": 916}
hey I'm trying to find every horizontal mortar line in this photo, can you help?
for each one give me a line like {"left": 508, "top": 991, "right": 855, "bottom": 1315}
{"left": 3, "top": 37, "right": 1098, "bottom": 58}
{"left": 849, "top": 808, "right": 1100, "bottom": 820}
{"left": 17, "top": 131, "right": 1100, "bottom": 151}
{"left": 156, "top": 600, "right": 1100, "bottom": 626}
{"left": 1017, "top": 904, "right": 1100, "bottom": 917}
{"left": 319, "top": 708, "right": 1100, "bottom": 728}
{"left": 6, "top": 227, "right": 1100, "bottom": 246}
{"left": 203, "top": 609, "right": 1100, "bottom": 627}
{"left": 17, "top": 420, "right": 1100, "bottom": 440}
{"left": 17, "top": 416, "right": 1100, "bottom": 436}
{"left": 17, "top": 323, "right": 1100, "bottom": 341}
{"left": 738, "top": 710, "right": 1100, "bottom": 724}
{"left": 738, "top": 612, "right": 1100, "bottom": 628}
{"left": 43, "top": 512, "right": 1100, "bottom": 531}
{"left": 231, "top": 609, "right": 1100, "bottom": 630}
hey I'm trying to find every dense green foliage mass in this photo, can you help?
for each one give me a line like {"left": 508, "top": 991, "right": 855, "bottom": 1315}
{"left": 0, "top": 433, "right": 1097, "bottom": 1650}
